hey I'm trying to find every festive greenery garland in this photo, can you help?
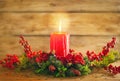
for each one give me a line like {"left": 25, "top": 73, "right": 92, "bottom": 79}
{"left": 0, "top": 36, "right": 120, "bottom": 77}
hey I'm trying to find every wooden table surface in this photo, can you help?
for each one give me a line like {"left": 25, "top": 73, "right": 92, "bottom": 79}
{"left": 0, "top": 36, "right": 120, "bottom": 81}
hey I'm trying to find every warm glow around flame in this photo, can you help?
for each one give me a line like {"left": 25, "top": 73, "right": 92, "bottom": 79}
{"left": 59, "top": 20, "right": 62, "bottom": 32}
{"left": 50, "top": 13, "right": 69, "bottom": 32}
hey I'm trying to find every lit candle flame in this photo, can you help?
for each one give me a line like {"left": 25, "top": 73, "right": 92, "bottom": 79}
{"left": 50, "top": 13, "right": 69, "bottom": 32}
{"left": 59, "top": 20, "right": 62, "bottom": 32}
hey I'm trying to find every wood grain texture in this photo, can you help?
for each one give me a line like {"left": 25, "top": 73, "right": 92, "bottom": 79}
{"left": 0, "top": 0, "right": 120, "bottom": 12}
{"left": 0, "top": 13, "right": 120, "bottom": 36}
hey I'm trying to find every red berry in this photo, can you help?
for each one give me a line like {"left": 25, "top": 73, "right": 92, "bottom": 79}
{"left": 49, "top": 65, "right": 56, "bottom": 72}
{"left": 69, "top": 49, "right": 75, "bottom": 53}
{"left": 66, "top": 54, "right": 73, "bottom": 63}
{"left": 0, "top": 60, "right": 3, "bottom": 64}
{"left": 35, "top": 57, "right": 40, "bottom": 63}
{"left": 72, "top": 69, "right": 81, "bottom": 76}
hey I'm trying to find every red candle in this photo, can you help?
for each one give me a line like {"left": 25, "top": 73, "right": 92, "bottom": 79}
{"left": 50, "top": 20, "right": 69, "bottom": 57}
{"left": 50, "top": 32, "right": 69, "bottom": 57}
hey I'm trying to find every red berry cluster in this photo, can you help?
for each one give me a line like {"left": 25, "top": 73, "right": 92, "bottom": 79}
{"left": 19, "top": 36, "right": 50, "bottom": 62}
{"left": 58, "top": 49, "right": 85, "bottom": 65}
{"left": 104, "top": 64, "right": 120, "bottom": 75}
{"left": 69, "top": 49, "right": 75, "bottom": 53}
{"left": 0, "top": 54, "right": 20, "bottom": 69}
{"left": 86, "top": 37, "right": 116, "bottom": 61}
{"left": 35, "top": 51, "right": 49, "bottom": 63}
{"left": 19, "top": 35, "right": 34, "bottom": 59}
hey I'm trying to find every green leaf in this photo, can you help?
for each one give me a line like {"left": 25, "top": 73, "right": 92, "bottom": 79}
{"left": 35, "top": 69, "right": 41, "bottom": 73}
{"left": 80, "top": 65, "right": 91, "bottom": 75}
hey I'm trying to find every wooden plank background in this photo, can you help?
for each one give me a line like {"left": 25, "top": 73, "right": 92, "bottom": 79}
{"left": 0, "top": 0, "right": 120, "bottom": 12}
{"left": 0, "top": 0, "right": 120, "bottom": 59}
{"left": 0, "top": 13, "right": 120, "bottom": 36}
{"left": 0, "top": 0, "right": 120, "bottom": 36}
